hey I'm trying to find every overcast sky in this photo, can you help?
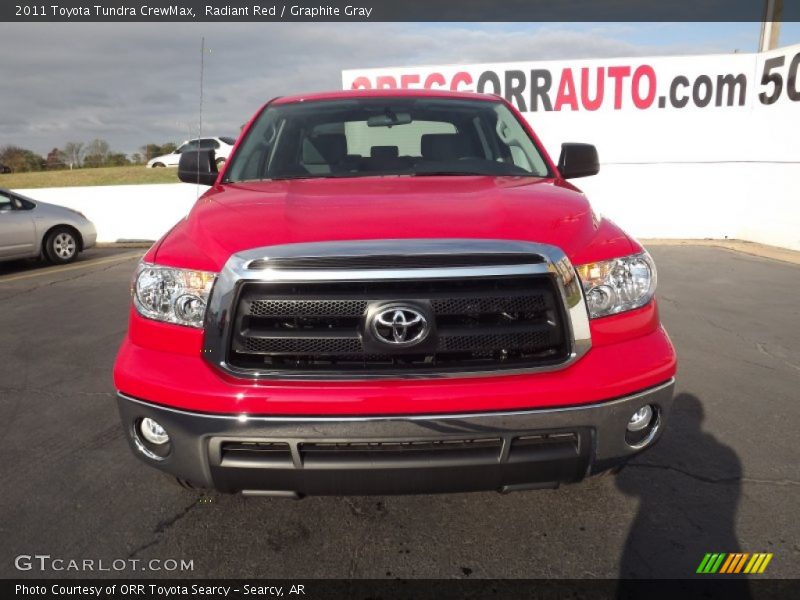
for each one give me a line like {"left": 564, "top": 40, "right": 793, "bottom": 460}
{"left": 1, "top": 22, "right": 797, "bottom": 156}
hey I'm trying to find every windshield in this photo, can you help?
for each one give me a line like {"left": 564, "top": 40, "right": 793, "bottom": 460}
{"left": 224, "top": 97, "right": 551, "bottom": 181}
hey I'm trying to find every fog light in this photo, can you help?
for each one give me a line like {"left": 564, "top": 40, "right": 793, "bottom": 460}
{"left": 140, "top": 418, "right": 170, "bottom": 445}
{"left": 627, "top": 405, "right": 654, "bottom": 432}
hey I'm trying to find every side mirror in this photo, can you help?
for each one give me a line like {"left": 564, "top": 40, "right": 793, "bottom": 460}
{"left": 178, "top": 149, "right": 218, "bottom": 185}
{"left": 557, "top": 143, "right": 599, "bottom": 179}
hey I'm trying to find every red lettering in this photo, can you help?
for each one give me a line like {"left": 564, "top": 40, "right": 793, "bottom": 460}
{"left": 424, "top": 73, "right": 446, "bottom": 89}
{"left": 632, "top": 65, "right": 656, "bottom": 109}
{"left": 450, "top": 71, "right": 473, "bottom": 91}
{"left": 400, "top": 74, "right": 420, "bottom": 89}
{"left": 350, "top": 76, "right": 372, "bottom": 90}
{"left": 376, "top": 76, "right": 398, "bottom": 89}
{"left": 580, "top": 67, "right": 604, "bottom": 111}
{"left": 554, "top": 68, "right": 579, "bottom": 111}
{"left": 608, "top": 66, "right": 631, "bottom": 109}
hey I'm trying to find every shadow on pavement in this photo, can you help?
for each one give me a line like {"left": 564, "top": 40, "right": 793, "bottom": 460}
{"left": 616, "top": 393, "right": 751, "bottom": 598}
{"left": 0, "top": 248, "right": 127, "bottom": 277}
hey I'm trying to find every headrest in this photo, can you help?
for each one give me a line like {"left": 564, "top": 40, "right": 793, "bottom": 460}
{"left": 421, "top": 134, "right": 470, "bottom": 161}
{"left": 302, "top": 134, "right": 347, "bottom": 164}
{"left": 370, "top": 146, "right": 399, "bottom": 160}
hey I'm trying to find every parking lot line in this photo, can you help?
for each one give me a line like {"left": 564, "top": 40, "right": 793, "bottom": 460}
{"left": 0, "top": 251, "right": 143, "bottom": 283}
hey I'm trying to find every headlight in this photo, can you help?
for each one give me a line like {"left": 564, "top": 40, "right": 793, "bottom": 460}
{"left": 576, "top": 251, "right": 657, "bottom": 318}
{"left": 132, "top": 262, "right": 216, "bottom": 327}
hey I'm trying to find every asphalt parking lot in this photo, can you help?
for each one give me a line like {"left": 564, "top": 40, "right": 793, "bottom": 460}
{"left": 0, "top": 245, "right": 798, "bottom": 580}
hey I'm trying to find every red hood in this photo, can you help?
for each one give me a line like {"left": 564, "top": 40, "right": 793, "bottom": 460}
{"left": 153, "top": 176, "right": 636, "bottom": 271}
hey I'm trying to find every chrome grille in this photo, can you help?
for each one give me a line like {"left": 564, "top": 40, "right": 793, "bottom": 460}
{"left": 200, "top": 239, "right": 593, "bottom": 380}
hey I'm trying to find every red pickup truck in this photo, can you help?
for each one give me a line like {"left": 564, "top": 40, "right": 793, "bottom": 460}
{"left": 113, "top": 89, "right": 676, "bottom": 497}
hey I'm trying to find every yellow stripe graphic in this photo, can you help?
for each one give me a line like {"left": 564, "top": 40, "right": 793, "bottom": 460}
{"left": 750, "top": 554, "right": 766, "bottom": 573}
{"left": 758, "top": 554, "right": 773, "bottom": 574}
{"left": 744, "top": 554, "right": 759, "bottom": 574}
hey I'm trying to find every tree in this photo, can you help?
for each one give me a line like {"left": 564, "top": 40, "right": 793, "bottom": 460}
{"left": 0, "top": 145, "right": 45, "bottom": 172}
{"left": 63, "top": 142, "right": 84, "bottom": 169}
{"left": 140, "top": 142, "right": 178, "bottom": 161}
{"left": 106, "top": 152, "right": 130, "bottom": 167}
{"left": 83, "top": 138, "right": 111, "bottom": 168}
{"left": 141, "top": 144, "right": 160, "bottom": 161}
{"left": 45, "top": 148, "right": 66, "bottom": 170}
{"left": 130, "top": 153, "right": 143, "bottom": 165}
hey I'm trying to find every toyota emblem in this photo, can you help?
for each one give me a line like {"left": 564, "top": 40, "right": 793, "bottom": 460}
{"left": 371, "top": 307, "right": 429, "bottom": 346}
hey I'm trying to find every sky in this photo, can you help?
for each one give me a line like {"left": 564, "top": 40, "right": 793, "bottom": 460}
{"left": 0, "top": 21, "right": 798, "bottom": 156}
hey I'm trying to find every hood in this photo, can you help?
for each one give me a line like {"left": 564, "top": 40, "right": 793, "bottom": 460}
{"left": 153, "top": 176, "right": 636, "bottom": 271}
{"left": 33, "top": 199, "right": 86, "bottom": 220}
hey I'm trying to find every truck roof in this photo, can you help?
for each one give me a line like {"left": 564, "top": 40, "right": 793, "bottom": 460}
{"left": 271, "top": 88, "right": 501, "bottom": 105}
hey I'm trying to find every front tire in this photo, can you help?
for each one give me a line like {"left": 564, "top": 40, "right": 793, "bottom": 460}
{"left": 151, "top": 162, "right": 166, "bottom": 168}
{"left": 215, "top": 158, "right": 226, "bottom": 168}
{"left": 44, "top": 227, "right": 79, "bottom": 264}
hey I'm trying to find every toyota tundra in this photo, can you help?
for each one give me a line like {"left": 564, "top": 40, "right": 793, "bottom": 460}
{"left": 113, "top": 89, "right": 676, "bottom": 496}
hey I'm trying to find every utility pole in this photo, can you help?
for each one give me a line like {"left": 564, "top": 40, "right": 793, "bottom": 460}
{"left": 759, "top": 0, "right": 783, "bottom": 52}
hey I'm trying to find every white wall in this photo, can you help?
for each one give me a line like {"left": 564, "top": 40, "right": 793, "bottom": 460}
{"left": 343, "top": 44, "right": 800, "bottom": 251}
{"left": 15, "top": 183, "right": 204, "bottom": 243}
{"left": 577, "top": 162, "right": 800, "bottom": 251}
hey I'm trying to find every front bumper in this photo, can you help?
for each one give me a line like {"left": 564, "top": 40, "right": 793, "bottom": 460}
{"left": 117, "top": 378, "right": 674, "bottom": 496}
{"left": 79, "top": 222, "right": 97, "bottom": 250}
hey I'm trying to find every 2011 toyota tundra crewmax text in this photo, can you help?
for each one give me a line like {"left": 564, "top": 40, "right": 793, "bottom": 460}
{"left": 113, "top": 89, "right": 676, "bottom": 497}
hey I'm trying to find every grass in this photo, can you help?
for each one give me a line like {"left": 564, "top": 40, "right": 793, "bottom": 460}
{"left": 1, "top": 165, "right": 181, "bottom": 189}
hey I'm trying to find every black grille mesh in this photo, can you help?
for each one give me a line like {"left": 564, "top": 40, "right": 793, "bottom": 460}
{"left": 439, "top": 330, "right": 550, "bottom": 353}
{"left": 431, "top": 295, "right": 547, "bottom": 315}
{"left": 249, "top": 299, "right": 368, "bottom": 317}
{"left": 243, "top": 337, "right": 363, "bottom": 354}
{"left": 229, "top": 275, "right": 568, "bottom": 374}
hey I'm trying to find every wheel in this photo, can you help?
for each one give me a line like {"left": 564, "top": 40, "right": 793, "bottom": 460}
{"left": 215, "top": 158, "right": 226, "bottom": 168}
{"left": 44, "top": 227, "right": 79, "bottom": 264}
{"left": 151, "top": 162, "right": 166, "bottom": 168}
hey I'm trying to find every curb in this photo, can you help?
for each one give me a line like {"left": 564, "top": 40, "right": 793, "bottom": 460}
{"left": 641, "top": 239, "right": 800, "bottom": 266}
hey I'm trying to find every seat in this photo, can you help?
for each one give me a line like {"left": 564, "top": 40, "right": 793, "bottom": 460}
{"left": 420, "top": 133, "right": 474, "bottom": 161}
{"left": 370, "top": 146, "right": 399, "bottom": 161}
{"left": 362, "top": 145, "right": 412, "bottom": 173}
{"left": 301, "top": 134, "right": 348, "bottom": 173}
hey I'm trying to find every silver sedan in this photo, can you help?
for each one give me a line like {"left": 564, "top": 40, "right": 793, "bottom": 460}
{"left": 0, "top": 188, "right": 97, "bottom": 264}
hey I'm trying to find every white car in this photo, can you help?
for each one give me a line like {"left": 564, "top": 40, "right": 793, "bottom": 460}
{"left": 146, "top": 136, "right": 236, "bottom": 168}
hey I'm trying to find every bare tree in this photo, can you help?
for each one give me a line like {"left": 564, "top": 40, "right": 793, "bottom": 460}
{"left": 63, "top": 142, "right": 84, "bottom": 170}
{"left": 84, "top": 138, "right": 111, "bottom": 168}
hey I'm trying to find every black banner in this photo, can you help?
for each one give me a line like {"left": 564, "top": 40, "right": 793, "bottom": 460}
{"left": 5, "top": 579, "right": 800, "bottom": 600}
{"left": 3, "top": 0, "right": 800, "bottom": 22}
